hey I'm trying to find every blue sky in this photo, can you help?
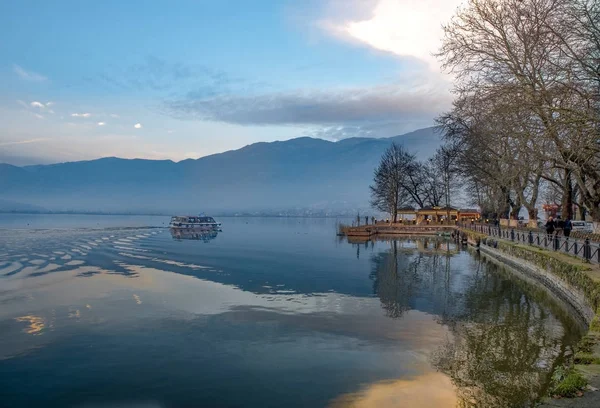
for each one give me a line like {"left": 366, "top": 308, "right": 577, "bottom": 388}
{"left": 0, "top": 0, "right": 462, "bottom": 165}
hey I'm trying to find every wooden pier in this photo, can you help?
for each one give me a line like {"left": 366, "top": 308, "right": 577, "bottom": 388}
{"left": 341, "top": 224, "right": 459, "bottom": 238}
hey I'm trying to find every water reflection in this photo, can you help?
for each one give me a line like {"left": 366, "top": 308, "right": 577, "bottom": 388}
{"left": 329, "top": 372, "right": 457, "bottom": 408}
{"left": 366, "top": 238, "right": 581, "bottom": 407}
{"left": 14, "top": 315, "right": 45, "bottom": 335}
{"left": 170, "top": 229, "right": 219, "bottom": 242}
{"left": 368, "top": 239, "right": 457, "bottom": 319}
{"left": 0, "top": 218, "right": 585, "bottom": 408}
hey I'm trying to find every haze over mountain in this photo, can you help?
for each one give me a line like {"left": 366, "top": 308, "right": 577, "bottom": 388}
{"left": 0, "top": 127, "right": 440, "bottom": 215}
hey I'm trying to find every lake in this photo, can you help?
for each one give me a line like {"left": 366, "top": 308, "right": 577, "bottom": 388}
{"left": 0, "top": 214, "right": 584, "bottom": 407}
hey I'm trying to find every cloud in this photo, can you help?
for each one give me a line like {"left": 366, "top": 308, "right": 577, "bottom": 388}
{"left": 134, "top": 123, "right": 142, "bottom": 129}
{"left": 109, "top": 114, "right": 119, "bottom": 118}
{"left": 13, "top": 64, "right": 47, "bottom": 81}
{"left": 319, "top": 0, "right": 463, "bottom": 68}
{"left": 28, "top": 101, "right": 53, "bottom": 113}
{"left": 0, "top": 138, "right": 49, "bottom": 147}
{"left": 164, "top": 79, "right": 451, "bottom": 137}
{"left": 97, "top": 122, "right": 106, "bottom": 126}
{"left": 34, "top": 114, "right": 44, "bottom": 119}
{"left": 71, "top": 113, "right": 91, "bottom": 118}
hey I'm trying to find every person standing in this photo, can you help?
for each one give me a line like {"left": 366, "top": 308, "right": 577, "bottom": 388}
{"left": 564, "top": 218, "right": 572, "bottom": 238}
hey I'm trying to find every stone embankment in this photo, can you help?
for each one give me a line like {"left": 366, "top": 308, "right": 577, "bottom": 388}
{"left": 460, "top": 228, "right": 600, "bottom": 406}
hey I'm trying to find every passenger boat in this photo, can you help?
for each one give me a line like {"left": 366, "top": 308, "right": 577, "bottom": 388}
{"left": 169, "top": 215, "right": 222, "bottom": 231}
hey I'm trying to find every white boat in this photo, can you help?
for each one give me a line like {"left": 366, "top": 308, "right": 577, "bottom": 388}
{"left": 169, "top": 215, "right": 222, "bottom": 231}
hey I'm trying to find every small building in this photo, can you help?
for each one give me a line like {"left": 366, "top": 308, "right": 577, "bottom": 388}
{"left": 394, "top": 206, "right": 481, "bottom": 225}
{"left": 458, "top": 208, "right": 481, "bottom": 223}
{"left": 416, "top": 206, "right": 459, "bottom": 224}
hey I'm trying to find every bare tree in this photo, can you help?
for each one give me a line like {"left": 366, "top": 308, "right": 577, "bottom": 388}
{"left": 432, "top": 144, "right": 461, "bottom": 224}
{"left": 370, "top": 143, "right": 416, "bottom": 224}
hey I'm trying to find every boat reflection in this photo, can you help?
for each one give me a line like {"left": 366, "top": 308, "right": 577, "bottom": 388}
{"left": 170, "top": 228, "right": 219, "bottom": 242}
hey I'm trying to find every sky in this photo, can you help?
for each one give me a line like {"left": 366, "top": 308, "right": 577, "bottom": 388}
{"left": 0, "top": 0, "right": 463, "bottom": 165}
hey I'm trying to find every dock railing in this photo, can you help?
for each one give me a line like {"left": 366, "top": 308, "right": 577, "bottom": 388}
{"left": 460, "top": 223, "right": 600, "bottom": 265}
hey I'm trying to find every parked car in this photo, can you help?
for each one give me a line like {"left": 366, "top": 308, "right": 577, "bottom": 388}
{"left": 571, "top": 221, "right": 594, "bottom": 233}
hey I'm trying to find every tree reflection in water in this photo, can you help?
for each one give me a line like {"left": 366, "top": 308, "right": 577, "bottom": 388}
{"left": 367, "top": 238, "right": 583, "bottom": 408}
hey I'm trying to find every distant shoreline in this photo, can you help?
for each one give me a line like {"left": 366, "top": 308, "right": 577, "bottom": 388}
{"left": 0, "top": 211, "right": 356, "bottom": 218}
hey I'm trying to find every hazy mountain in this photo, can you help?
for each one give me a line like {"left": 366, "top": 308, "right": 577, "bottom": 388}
{"left": 0, "top": 127, "right": 441, "bottom": 214}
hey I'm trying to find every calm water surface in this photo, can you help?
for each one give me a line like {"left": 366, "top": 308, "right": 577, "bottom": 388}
{"left": 0, "top": 215, "right": 584, "bottom": 407}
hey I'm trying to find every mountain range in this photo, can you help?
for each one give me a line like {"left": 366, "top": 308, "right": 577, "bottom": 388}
{"left": 0, "top": 127, "right": 441, "bottom": 215}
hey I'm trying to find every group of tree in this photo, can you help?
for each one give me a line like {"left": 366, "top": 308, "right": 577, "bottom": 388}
{"left": 435, "top": 0, "right": 600, "bottom": 222}
{"left": 370, "top": 142, "right": 459, "bottom": 223}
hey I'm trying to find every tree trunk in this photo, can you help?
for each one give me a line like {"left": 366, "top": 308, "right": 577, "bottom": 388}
{"left": 581, "top": 206, "right": 588, "bottom": 221}
{"left": 528, "top": 207, "right": 537, "bottom": 222}
{"left": 498, "top": 187, "right": 511, "bottom": 219}
{"left": 510, "top": 193, "right": 521, "bottom": 219}
{"left": 561, "top": 169, "right": 574, "bottom": 220}
{"left": 589, "top": 206, "right": 600, "bottom": 223}
{"left": 445, "top": 172, "right": 451, "bottom": 225}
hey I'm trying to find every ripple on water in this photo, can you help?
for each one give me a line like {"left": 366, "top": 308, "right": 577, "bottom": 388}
{"left": 0, "top": 261, "right": 23, "bottom": 276}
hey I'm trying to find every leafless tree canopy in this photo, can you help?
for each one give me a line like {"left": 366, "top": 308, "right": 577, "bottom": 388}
{"left": 370, "top": 142, "right": 460, "bottom": 221}
{"left": 437, "top": 0, "right": 600, "bottom": 221}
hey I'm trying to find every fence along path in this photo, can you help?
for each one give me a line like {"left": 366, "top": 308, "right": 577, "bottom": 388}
{"left": 461, "top": 223, "right": 600, "bottom": 265}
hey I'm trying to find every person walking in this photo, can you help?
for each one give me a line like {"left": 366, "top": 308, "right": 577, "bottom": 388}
{"left": 545, "top": 217, "right": 556, "bottom": 239}
{"left": 563, "top": 218, "right": 572, "bottom": 238}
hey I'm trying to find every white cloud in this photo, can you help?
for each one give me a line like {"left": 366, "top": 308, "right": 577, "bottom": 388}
{"left": 321, "top": 0, "right": 463, "bottom": 68}
{"left": 110, "top": 114, "right": 120, "bottom": 118}
{"left": 71, "top": 113, "right": 91, "bottom": 118}
{"left": 134, "top": 123, "right": 142, "bottom": 129}
{"left": 97, "top": 122, "right": 106, "bottom": 126}
{"left": 34, "top": 113, "right": 44, "bottom": 119}
{"left": 13, "top": 64, "right": 47, "bottom": 81}
{"left": 28, "top": 101, "right": 54, "bottom": 113}
{"left": 167, "top": 130, "right": 174, "bottom": 134}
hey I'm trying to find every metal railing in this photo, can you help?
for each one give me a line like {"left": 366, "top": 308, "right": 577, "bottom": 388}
{"left": 460, "top": 223, "right": 600, "bottom": 265}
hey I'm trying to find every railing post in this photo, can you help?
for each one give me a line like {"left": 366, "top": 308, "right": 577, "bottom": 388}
{"left": 574, "top": 240, "right": 578, "bottom": 256}
{"left": 585, "top": 238, "right": 591, "bottom": 262}
{"left": 554, "top": 235, "right": 559, "bottom": 251}
{"left": 511, "top": 228, "right": 515, "bottom": 241}
{"left": 528, "top": 231, "right": 533, "bottom": 245}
